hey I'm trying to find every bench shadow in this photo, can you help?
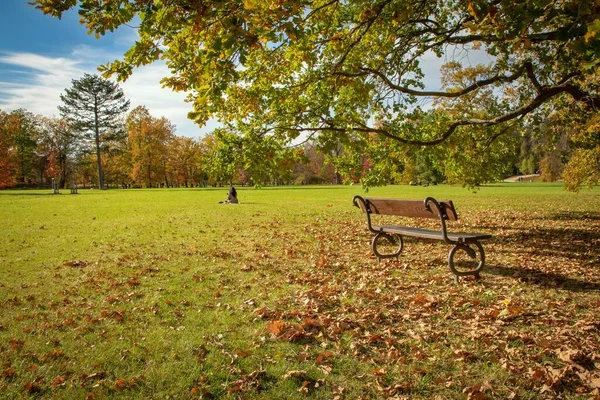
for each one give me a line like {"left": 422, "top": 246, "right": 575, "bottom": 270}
{"left": 502, "top": 227, "right": 599, "bottom": 265}
{"left": 474, "top": 211, "right": 599, "bottom": 265}
{"left": 485, "top": 264, "right": 600, "bottom": 292}
{"left": 482, "top": 210, "right": 600, "bottom": 292}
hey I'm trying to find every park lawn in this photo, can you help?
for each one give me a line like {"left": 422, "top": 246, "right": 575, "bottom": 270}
{"left": 0, "top": 183, "right": 599, "bottom": 399}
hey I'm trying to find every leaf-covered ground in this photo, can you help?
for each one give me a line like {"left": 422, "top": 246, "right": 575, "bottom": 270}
{"left": 0, "top": 184, "right": 599, "bottom": 399}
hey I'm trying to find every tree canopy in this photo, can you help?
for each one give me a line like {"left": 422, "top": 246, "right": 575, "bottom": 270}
{"left": 33, "top": 0, "right": 600, "bottom": 188}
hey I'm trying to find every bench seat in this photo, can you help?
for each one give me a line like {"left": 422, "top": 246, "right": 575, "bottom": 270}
{"left": 374, "top": 225, "right": 492, "bottom": 242}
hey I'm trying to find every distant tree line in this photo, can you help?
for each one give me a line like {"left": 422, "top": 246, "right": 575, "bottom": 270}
{"left": 0, "top": 74, "right": 595, "bottom": 190}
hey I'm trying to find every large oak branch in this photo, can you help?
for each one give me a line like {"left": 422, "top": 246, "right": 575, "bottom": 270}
{"left": 283, "top": 81, "right": 599, "bottom": 146}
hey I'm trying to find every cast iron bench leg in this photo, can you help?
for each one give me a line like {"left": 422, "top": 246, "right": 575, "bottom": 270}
{"left": 372, "top": 231, "right": 403, "bottom": 261}
{"left": 448, "top": 241, "right": 486, "bottom": 283}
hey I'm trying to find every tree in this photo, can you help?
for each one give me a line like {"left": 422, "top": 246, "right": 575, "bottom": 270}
{"left": 202, "top": 130, "right": 244, "bottom": 186}
{"left": 59, "top": 73, "right": 130, "bottom": 190}
{"left": 38, "top": 117, "right": 77, "bottom": 188}
{"left": 101, "top": 132, "right": 131, "bottom": 188}
{"left": 168, "top": 136, "right": 201, "bottom": 187}
{"left": 34, "top": 0, "right": 600, "bottom": 188}
{"left": 0, "top": 110, "right": 16, "bottom": 188}
{"left": 127, "top": 106, "right": 174, "bottom": 188}
{"left": 8, "top": 109, "right": 39, "bottom": 184}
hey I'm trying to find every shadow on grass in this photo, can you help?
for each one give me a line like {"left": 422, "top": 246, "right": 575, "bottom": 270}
{"left": 476, "top": 211, "right": 600, "bottom": 264}
{"left": 550, "top": 211, "right": 600, "bottom": 222}
{"left": 485, "top": 264, "right": 600, "bottom": 292}
{"left": 0, "top": 192, "right": 57, "bottom": 196}
{"left": 260, "top": 185, "right": 350, "bottom": 190}
{"left": 482, "top": 210, "right": 600, "bottom": 292}
{"left": 502, "top": 228, "right": 599, "bottom": 265}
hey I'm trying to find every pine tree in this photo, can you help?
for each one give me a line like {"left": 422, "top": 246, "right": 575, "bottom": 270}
{"left": 59, "top": 73, "right": 130, "bottom": 189}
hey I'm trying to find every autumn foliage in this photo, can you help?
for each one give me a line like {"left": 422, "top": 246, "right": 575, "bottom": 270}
{"left": 0, "top": 111, "right": 16, "bottom": 188}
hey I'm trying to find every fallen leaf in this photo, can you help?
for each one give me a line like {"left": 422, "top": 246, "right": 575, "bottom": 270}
{"left": 283, "top": 370, "right": 308, "bottom": 380}
{"left": 115, "top": 378, "right": 129, "bottom": 390}
{"left": 51, "top": 375, "right": 66, "bottom": 387}
{"left": 267, "top": 320, "right": 287, "bottom": 336}
{"left": 23, "top": 382, "right": 42, "bottom": 393}
{"left": 2, "top": 368, "right": 15, "bottom": 379}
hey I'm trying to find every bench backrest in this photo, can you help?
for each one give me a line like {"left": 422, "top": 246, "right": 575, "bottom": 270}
{"left": 355, "top": 197, "right": 458, "bottom": 221}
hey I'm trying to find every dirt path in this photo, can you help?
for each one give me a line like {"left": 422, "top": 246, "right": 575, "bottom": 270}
{"left": 503, "top": 174, "right": 540, "bottom": 182}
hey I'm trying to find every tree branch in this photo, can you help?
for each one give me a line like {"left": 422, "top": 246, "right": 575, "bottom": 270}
{"left": 278, "top": 80, "right": 598, "bottom": 147}
{"left": 332, "top": 63, "right": 528, "bottom": 98}
{"left": 525, "top": 62, "right": 542, "bottom": 93}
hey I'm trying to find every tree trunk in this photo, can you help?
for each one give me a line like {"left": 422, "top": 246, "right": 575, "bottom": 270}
{"left": 94, "top": 98, "right": 105, "bottom": 190}
{"left": 335, "top": 172, "right": 342, "bottom": 185}
{"left": 59, "top": 153, "right": 67, "bottom": 188}
{"left": 163, "top": 160, "right": 169, "bottom": 188}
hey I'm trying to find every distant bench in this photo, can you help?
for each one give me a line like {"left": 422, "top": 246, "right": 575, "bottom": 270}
{"left": 353, "top": 196, "right": 492, "bottom": 283}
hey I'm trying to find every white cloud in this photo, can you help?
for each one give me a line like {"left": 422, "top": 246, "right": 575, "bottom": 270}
{"left": 0, "top": 52, "right": 86, "bottom": 116}
{"left": 0, "top": 50, "right": 214, "bottom": 138}
{"left": 118, "top": 62, "right": 209, "bottom": 137}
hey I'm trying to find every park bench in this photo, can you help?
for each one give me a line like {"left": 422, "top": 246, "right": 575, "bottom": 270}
{"left": 353, "top": 195, "right": 492, "bottom": 283}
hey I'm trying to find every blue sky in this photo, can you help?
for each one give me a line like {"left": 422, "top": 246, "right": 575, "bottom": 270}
{"left": 0, "top": 0, "right": 212, "bottom": 138}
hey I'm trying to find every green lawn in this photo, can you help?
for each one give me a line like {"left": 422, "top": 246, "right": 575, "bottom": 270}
{"left": 1, "top": 184, "right": 599, "bottom": 399}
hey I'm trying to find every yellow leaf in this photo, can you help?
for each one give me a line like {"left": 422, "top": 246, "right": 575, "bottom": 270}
{"left": 467, "top": 1, "right": 482, "bottom": 20}
{"left": 585, "top": 31, "right": 597, "bottom": 42}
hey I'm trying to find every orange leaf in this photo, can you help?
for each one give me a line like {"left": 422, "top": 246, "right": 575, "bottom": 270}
{"left": 115, "top": 378, "right": 128, "bottom": 390}
{"left": 23, "top": 382, "right": 42, "bottom": 393}
{"left": 413, "top": 292, "right": 428, "bottom": 305}
{"left": 267, "top": 320, "right": 287, "bottom": 336}
{"left": 315, "top": 351, "right": 334, "bottom": 365}
{"left": 51, "top": 376, "right": 66, "bottom": 387}
{"left": 316, "top": 254, "right": 327, "bottom": 267}
{"left": 2, "top": 368, "right": 15, "bottom": 378}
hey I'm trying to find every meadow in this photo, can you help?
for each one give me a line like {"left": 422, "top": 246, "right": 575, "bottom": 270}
{"left": 1, "top": 184, "right": 599, "bottom": 399}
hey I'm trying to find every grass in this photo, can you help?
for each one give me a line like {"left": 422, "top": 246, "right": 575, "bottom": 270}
{"left": 1, "top": 183, "right": 599, "bottom": 399}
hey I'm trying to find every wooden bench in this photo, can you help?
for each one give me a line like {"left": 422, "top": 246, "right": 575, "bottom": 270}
{"left": 353, "top": 195, "right": 492, "bottom": 283}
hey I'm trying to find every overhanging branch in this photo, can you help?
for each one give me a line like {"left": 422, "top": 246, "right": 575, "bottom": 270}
{"left": 357, "top": 63, "right": 529, "bottom": 98}
{"left": 276, "top": 81, "right": 599, "bottom": 146}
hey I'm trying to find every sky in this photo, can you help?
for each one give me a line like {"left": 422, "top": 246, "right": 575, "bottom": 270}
{"left": 0, "top": 0, "right": 216, "bottom": 138}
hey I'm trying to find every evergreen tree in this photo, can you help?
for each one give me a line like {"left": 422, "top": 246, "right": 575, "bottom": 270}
{"left": 59, "top": 73, "right": 130, "bottom": 189}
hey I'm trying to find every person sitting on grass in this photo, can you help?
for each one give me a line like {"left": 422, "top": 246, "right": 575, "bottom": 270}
{"left": 219, "top": 186, "right": 238, "bottom": 204}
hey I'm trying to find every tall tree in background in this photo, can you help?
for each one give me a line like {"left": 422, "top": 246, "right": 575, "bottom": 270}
{"left": 0, "top": 110, "right": 16, "bottom": 188}
{"left": 10, "top": 109, "right": 39, "bottom": 184}
{"left": 168, "top": 136, "right": 201, "bottom": 187}
{"left": 38, "top": 117, "right": 77, "bottom": 188}
{"left": 127, "top": 106, "right": 174, "bottom": 188}
{"left": 59, "top": 73, "right": 129, "bottom": 190}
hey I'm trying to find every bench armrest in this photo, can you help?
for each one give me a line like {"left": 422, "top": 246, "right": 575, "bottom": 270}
{"left": 424, "top": 197, "right": 455, "bottom": 244}
{"left": 353, "top": 195, "right": 379, "bottom": 233}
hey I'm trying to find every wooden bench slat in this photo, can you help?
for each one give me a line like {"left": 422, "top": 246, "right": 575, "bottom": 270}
{"left": 374, "top": 225, "right": 492, "bottom": 242}
{"left": 367, "top": 198, "right": 458, "bottom": 221}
